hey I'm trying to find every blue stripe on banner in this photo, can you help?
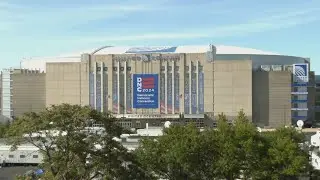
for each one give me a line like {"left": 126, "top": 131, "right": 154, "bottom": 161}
{"left": 96, "top": 74, "right": 101, "bottom": 112}
{"left": 103, "top": 74, "right": 108, "bottom": 112}
{"left": 89, "top": 72, "right": 94, "bottom": 108}
{"left": 167, "top": 72, "right": 172, "bottom": 113}
{"left": 191, "top": 73, "right": 197, "bottom": 114}
{"left": 184, "top": 73, "right": 190, "bottom": 114}
{"left": 174, "top": 73, "right": 180, "bottom": 113}
{"left": 112, "top": 73, "right": 118, "bottom": 113}
{"left": 198, "top": 72, "right": 204, "bottom": 113}
{"left": 126, "top": 73, "right": 132, "bottom": 113}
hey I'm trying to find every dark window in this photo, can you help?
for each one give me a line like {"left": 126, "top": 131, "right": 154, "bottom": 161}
{"left": 113, "top": 67, "right": 117, "bottom": 71}
{"left": 103, "top": 67, "right": 108, "bottom": 71}
{"left": 9, "top": 155, "right": 14, "bottom": 158}
{"left": 127, "top": 67, "right": 131, "bottom": 71}
{"left": 161, "top": 66, "right": 165, "bottom": 71}
{"left": 120, "top": 67, "right": 124, "bottom": 71}
{"left": 20, "top": 155, "right": 26, "bottom": 158}
{"left": 97, "top": 67, "right": 101, "bottom": 71}
{"left": 33, "top": 155, "right": 38, "bottom": 158}
{"left": 316, "top": 112, "right": 320, "bottom": 120}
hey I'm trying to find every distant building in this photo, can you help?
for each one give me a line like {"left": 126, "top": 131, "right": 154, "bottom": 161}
{"left": 2, "top": 45, "right": 314, "bottom": 128}
{"left": 0, "top": 69, "right": 46, "bottom": 120}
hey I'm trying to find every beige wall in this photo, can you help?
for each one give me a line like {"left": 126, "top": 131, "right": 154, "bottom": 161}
{"left": 11, "top": 71, "right": 46, "bottom": 117}
{"left": 212, "top": 60, "right": 253, "bottom": 121}
{"left": 253, "top": 71, "right": 291, "bottom": 128}
{"left": 46, "top": 62, "right": 89, "bottom": 106}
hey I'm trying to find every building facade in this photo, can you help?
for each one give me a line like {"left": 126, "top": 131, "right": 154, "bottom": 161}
{"left": 41, "top": 45, "right": 313, "bottom": 128}
{"left": 0, "top": 69, "right": 46, "bottom": 120}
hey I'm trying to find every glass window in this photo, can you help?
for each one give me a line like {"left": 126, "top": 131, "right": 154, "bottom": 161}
{"left": 20, "top": 155, "right": 26, "bottom": 158}
{"left": 9, "top": 155, "right": 14, "bottom": 158}
{"left": 33, "top": 155, "right": 38, "bottom": 158}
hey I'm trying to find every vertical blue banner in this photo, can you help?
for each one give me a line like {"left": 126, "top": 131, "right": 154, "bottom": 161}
{"left": 126, "top": 73, "right": 132, "bottom": 113}
{"left": 174, "top": 72, "right": 180, "bottom": 114}
{"left": 96, "top": 73, "right": 101, "bottom": 112}
{"left": 112, "top": 72, "right": 118, "bottom": 113}
{"left": 198, "top": 71, "right": 204, "bottom": 113}
{"left": 89, "top": 72, "right": 94, "bottom": 108}
{"left": 133, "top": 74, "right": 159, "bottom": 108}
{"left": 191, "top": 72, "right": 197, "bottom": 114}
{"left": 184, "top": 73, "right": 190, "bottom": 114}
{"left": 160, "top": 73, "right": 165, "bottom": 114}
{"left": 103, "top": 73, "right": 108, "bottom": 112}
{"left": 167, "top": 72, "right": 173, "bottom": 113}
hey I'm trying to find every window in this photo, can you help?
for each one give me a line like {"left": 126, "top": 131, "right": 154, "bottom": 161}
{"left": 20, "top": 155, "right": 26, "bottom": 158}
{"left": 161, "top": 66, "right": 165, "bottom": 71}
{"left": 127, "top": 67, "right": 131, "bottom": 71}
{"left": 103, "top": 67, "right": 108, "bottom": 71}
{"left": 97, "top": 67, "right": 101, "bottom": 72}
{"left": 113, "top": 67, "right": 117, "bottom": 71}
{"left": 33, "top": 155, "right": 38, "bottom": 158}
{"left": 120, "top": 67, "right": 124, "bottom": 71}
{"left": 168, "top": 66, "right": 172, "bottom": 71}
{"left": 9, "top": 155, "right": 14, "bottom": 158}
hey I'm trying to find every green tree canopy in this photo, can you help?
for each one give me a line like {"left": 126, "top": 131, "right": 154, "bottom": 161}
{"left": 136, "top": 110, "right": 312, "bottom": 180}
{"left": 6, "top": 104, "right": 153, "bottom": 180}
{"left": 0, "top": 120, "right": 10, "bottom": 138}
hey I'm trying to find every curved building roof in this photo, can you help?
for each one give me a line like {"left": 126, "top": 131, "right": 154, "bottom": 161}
{"left": 21, "top": 45, "right": 306, "bottom": 72}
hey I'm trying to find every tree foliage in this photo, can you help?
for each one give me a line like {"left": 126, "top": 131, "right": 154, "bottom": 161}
{"left": 6, "top": 104, "right": 153, "bottom": 180}
{"left": 136, "top": 110, "right": 311, "bottom": 180}
{"left": 0, "top": 120, "right": 10, "bottom": 138}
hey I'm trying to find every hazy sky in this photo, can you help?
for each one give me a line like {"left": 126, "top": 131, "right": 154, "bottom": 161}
{"left": 0, "top": 0, "right": 319, "bottom": 72}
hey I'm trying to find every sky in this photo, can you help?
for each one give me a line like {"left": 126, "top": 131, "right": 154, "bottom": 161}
{"left": 0, "top": 0, "right": 319, "bottom": 72}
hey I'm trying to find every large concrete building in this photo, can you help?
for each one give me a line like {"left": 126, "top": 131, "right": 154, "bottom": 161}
{"left": 0, "top": 69, "right": 46, "bottom": 120}
{"left": 2, "top": 45, "right": 314, "bottom": 128}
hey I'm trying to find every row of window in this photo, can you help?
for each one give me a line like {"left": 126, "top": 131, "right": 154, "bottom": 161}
{"left": 8, "top": 154, "right": 38, "bottom": 158}
{"left": 96, "top": 65, "right": 204, "bottom": 72}
{"left": 96, "top": 67, "right": 131, "bottom": 72}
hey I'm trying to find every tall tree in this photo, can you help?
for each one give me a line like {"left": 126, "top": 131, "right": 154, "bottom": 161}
{"left": 136, "top": 123, "right": 216, "bottom": 180}
{"left": 213, "top": 113, "right": 241, "bottom": 180}
{"left": 263, "top": 127, "right": 310, "bottom": 180}
{"left": 6, "top": 104, "right": 152, "bottom": 180}
{"left": 232, "top": 110, "right": 268, "bottom": 179}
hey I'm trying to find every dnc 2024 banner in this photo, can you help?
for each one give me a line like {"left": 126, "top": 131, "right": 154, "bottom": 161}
{"left": 133, "top": 74, "right": 159, "bottom": 109}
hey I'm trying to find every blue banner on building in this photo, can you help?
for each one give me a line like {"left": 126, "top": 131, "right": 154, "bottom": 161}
{"left": 167, "top": 72, "right": 173, "bottom": 113}
{"left": 191, "top": 73, "right": 197, "bottom": 114}
{"left": 96, "top": 73, "right": 101, "bottom": 112}
{"left": 174, "top": 72, "right": 180, "bottom": 114}
{"left": 112, "top": 73, "right": 118, "bottom": 113}
{"left": 184, "top": 73, "right": 190, "bottom": 114}
{"left": 293, "top": 64, "right": 309, "bottom": 83}
{"left": 133, "top": 74, "right": 159, "bottom": 109}
{"left": 89, "top": 72, "right": 94, "bottom": 108}
{"left": 198, "top": 72, "right": 204, "bottom": 113}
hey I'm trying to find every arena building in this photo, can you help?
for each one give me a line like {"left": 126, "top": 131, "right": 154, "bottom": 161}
{"left": 1, "top": 45, "right": 315, "bottom": 128}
